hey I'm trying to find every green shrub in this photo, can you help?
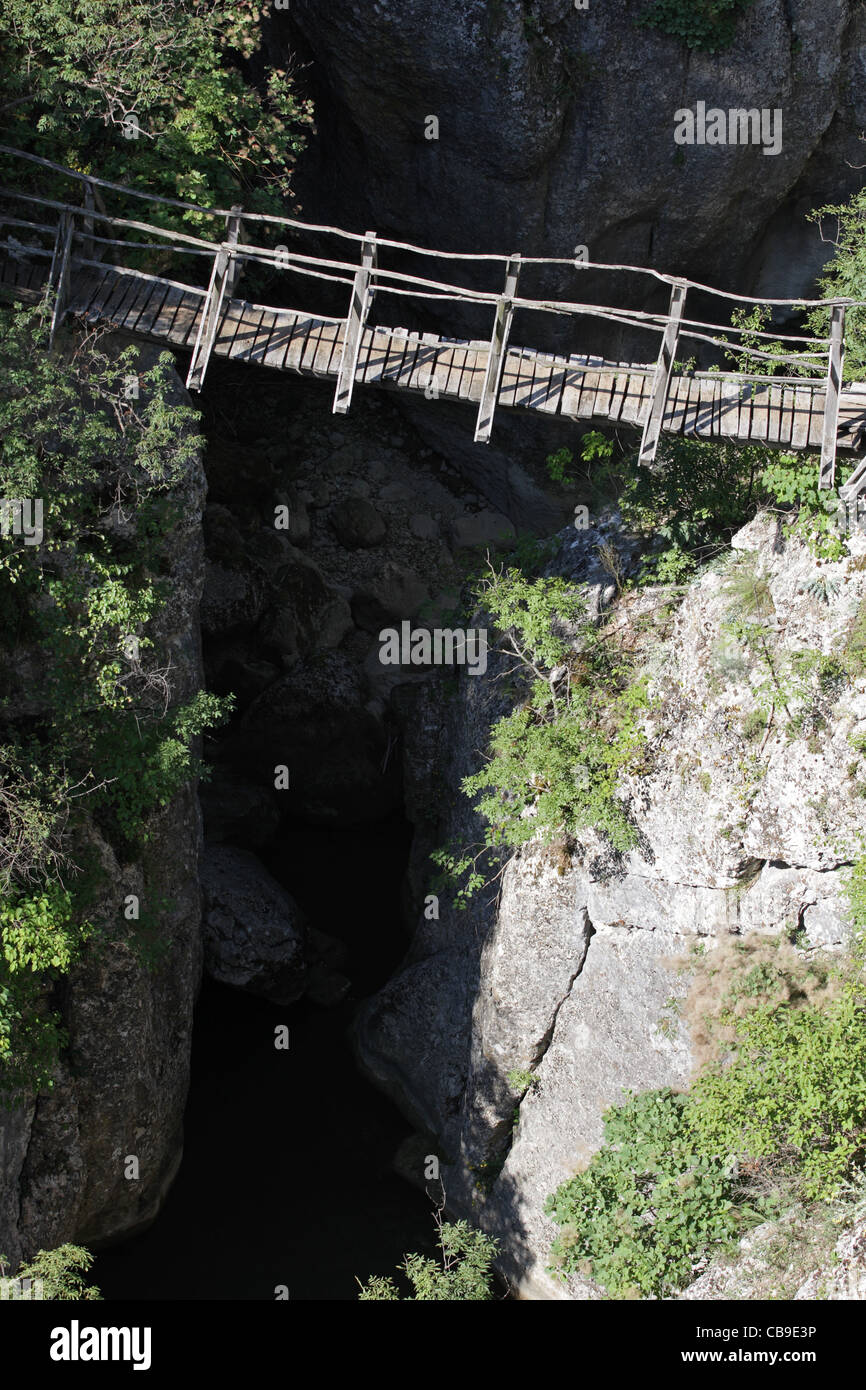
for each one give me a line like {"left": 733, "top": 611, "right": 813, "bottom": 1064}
{"left": 0, "top": 971, "right": 67, "bottom": 1104}
{"left": 807, "top": 188, "right": 866, "bottom": 380}
{"left": 507, "top": 1068, "right": 539, "bottom": 1092}
{"left": 636, "top": 0, "right": 755, "bottom": 52}
{"left": 461, "top": 671, "right": 648, "bottom": 855}
{"left": 0, "top": 301, "right": 231, "bottom": 1100}
{"left": 0, "top": 0, "right": 313, "bottom": 221}
{"left": 96, "top": 689, "right": 234, "bottom": 847}
{"left": 457, "top": 569, "right": 648, "bottom": 870}
{"left": 689, "top": 991, "right": 866, "bottom": 1201}
{"left": 545, "top": 1089, "right": 754, "bottom": 1298}
{"left": 357, "top": 1218, "right": 499, "bottom": 1301}
{"left": 0, "top": 1244, "right": 101, "bottom": 1300}
{"left": 617, "top": 436, "right": 765, "bottom": 583}
{"left": 760, "top": 454, "right": 847, "bottom": 561}
{"left": 547, "top": 922, "right": 866, "bottom": 1296}
{"left": 545, "top": 447, "right": 577, "bottom": 488}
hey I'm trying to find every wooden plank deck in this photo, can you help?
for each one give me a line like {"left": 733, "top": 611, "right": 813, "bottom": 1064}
{"left": 2, "top": 251, "right": 865, "bottom": 456}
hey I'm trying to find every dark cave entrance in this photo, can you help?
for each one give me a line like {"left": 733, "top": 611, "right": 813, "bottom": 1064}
{"left": 94, "top": 359, "right": 446, "bottom": 1301}
{"left": 94, "top": 812, "right": 436, "bottom": 1302}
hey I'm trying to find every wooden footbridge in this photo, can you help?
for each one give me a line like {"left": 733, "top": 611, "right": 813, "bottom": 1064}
{"left": 2, "top": 145, "right": 866, "bottom": 501}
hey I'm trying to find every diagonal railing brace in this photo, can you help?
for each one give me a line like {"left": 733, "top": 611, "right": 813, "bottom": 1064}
{"left": 475, "top": 254, "right": 521, "bottom": 443}
{"left": 819, "top": 304, "right": 845, "bottom": 491}
{"left": 186, "top": 203, "right": 243, "bottom": 392}
{"left": 333, "top": 232, "right": 377, "bottom": 414}
{"left": 639, "top": 279, "right": 687, "bottom": 467}
{"left": 47, "top": 210, "right": 74, "bottom": 349}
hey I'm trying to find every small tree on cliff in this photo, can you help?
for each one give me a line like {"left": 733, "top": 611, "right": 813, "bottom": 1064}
{"left": 357, "top": 1215, "right": 499, "bottom": 1301}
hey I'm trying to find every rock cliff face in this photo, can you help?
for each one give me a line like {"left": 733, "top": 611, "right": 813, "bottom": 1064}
{"left": 282, "top": 0, "right": 866, "bottom": 533}
{"left": 0, "top": 351, "right": 206, "bottom": 1270}
{"left": 289, "top": 0, "right": 864, "bottom": 300}
{"left": 357, "top": 512, "right": 866, "bottom": 1298}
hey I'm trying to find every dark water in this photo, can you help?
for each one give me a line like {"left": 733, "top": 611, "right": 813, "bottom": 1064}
{"left": 95, "top": 815, "right": 436, "bottom": 1301}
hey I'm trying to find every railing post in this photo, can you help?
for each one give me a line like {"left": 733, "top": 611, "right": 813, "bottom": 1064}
{"left": 224, "top": 203, "right": 244, "bottom": 297}
{"left": 333, "top": 232, "right": 377, "bottom": 415}
{"left": 82, "top": 180, "right": 96, "bottom": 262}
{"left": 639, "top": 278, "right": 687, "bottom": 466}
{"left": 819, "top": 304, "right": 845, "bottom": 491}
{"left": 475, "top": 254, "right": 521, "bottom": 443}
{"left": 47, "top": 210, "right": 74, "bottom": 349}
{"left": 185, "top": 205, "right": 243, "bottom": 392}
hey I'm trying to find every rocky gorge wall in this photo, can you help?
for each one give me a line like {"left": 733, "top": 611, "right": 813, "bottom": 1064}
{"left": 287, "top": 0, "right": 865, "bottom": 300}
{"left": 6, "top": 0, "right": 866, "bottom": 1292}
{"left": 0, "top": 350, "right": 206, "bottom": 1269}
{"left": 355, "top": 510, "right": 866, "bottom": 1298}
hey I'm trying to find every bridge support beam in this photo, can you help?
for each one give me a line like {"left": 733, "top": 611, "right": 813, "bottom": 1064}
{"left": 639, "top": 279, "right": 687, "bottom": 467}
{"left": 819, "top": 304, "right": 845, "bottom": 491}
{"left": 475, "top": 255, "right": 521, "bottom": 444}
{"left": 186, "top": 204, "right": 244, "bottom": 392}
{"left": 47, "top": 210, "right": 74, "bottom": 349}
{"left": 334, "top": 232, "right": 377, "bottom": 415}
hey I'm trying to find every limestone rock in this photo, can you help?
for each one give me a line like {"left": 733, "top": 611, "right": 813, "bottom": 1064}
{"left": 450, "top": 509, "right": 516, "bottom": 551}
{"left": 201, "top": 559, "right": 267, "bottom": 635}
{"left": 259, "top": 546, "right": 354, "bottom": 663}
{"left": 329, "top": 497, "right": 387, "bottom": 549}
{"left": 200, "top": 845, "right": 307, "bottom": 1005}
{"left": 795, "top": 1216, "right": 866, "bottom": 1300}
{"left": 199, "top": 765, "right": 281, "bottom": 848}
{"left": 291, "top": 0, "right": 862, "bottom": 312}
{"left": 355, "top": 514, "right": 866, "bottom": 1299}
{"left": 410, "top": 514, "right": 439, "bottom": 541}
{"left": 230, "top": 653, "right": 402, "bottom": 824}
{"left": 350, "top": 565, "right": 430, "bottom": 632}
{"left": 0, "top": 345, "right": 206, "bottom": 1265}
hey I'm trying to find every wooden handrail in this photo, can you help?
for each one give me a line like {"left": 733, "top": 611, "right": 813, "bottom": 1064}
{"left": 1, "top": 146, "right": 864, "bottom": 309}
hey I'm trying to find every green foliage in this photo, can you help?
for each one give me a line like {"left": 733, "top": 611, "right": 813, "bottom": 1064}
{"left": 845, "top": 852, "right": 866, "bottom": 936}
{"left": 760, "top": 453, "right": 846, "bottom": 560}
{"left": 0, "top": 883, "right": 87, "bottom": 974}
{"left": 689, "top": 984, "right": 866, "bottom": 1201}
{"left": 580, "top": 430, "right": 616, "bottom": 465}
{"left": 507, "top": 1068, "right": 539, "bottom": 1092}
{"left": 0, "top": 748, "right": 68, "bottom": 895}
{"left": 807, "top": 189, "right": 866, "bottom": 379}
{"left": 357, "top": 1218, "right": 499, "bottom": 1301}
{"left": 0, "top": 301, "right": 230, "bottom": 1100}
{"left": 0, "top": 970, "right": 67, "bottom": 1104}
{"left": 722, "top": 304, "right": 791, "bottom": 378}
{"left": 720, "top": 559, "right": 849, "bottom": 736}
{"left": 543, "top": 431, "right": 611, "bottom": 501}
{"left": 636, "top": 0, "right": 755, "bottom": 51}
{"left": 429, "top": 843, "right": 489, "bottom": 911}
{"left": 459, "top": 568, "right": 649, "bottom": 864}
{"left": 436, "top": 563, "right": 653, "bottom": 906}
{"left": 0, "top": 1244, "right": 101, "bottom": 1300}
{"left": 462, "top": 672, "right": 648, "bottom": 855}
{"left": 545, "top": 1089, "right": 754, "bottom": 1298}
{"left": 611, "top": 435, "right": 766, "bottom": 584}
{"left": 477, "top": 568, "right": 585, "bottom": 670}
{"left": 96, "top": 689, "right": 234, "bottom": 846}
{"left": 545, "top": 447, "right": 576, "bottom": 487}
{"left": 0, "top": 1, "right": 314, "bottom": 221}
{"left": 547, "top": 926, "right": 866, "bottom": 1295}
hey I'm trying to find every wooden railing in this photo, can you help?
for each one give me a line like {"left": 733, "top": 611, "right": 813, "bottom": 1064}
{"left": 1, "top": 143, "right": 863, "bottom": 484}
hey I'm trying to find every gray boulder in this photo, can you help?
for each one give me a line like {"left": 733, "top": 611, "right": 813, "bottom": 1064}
{"left": 200, "top": 845, "right": 308, "bottom": 1004}
{"left": 230, "top": 653, "right": 402, "bottom": 825}
{"left": 330, "top": 497, "right": 387, "bottom": 549}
